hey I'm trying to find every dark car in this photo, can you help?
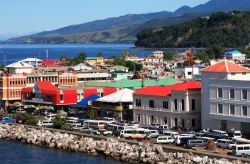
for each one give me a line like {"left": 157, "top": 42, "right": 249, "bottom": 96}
{"left": 67, "top": 109, "right": 79, "bottom": 117}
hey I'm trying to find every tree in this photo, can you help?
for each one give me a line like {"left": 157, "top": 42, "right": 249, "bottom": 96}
{"left": 195, "top": 51, "right": 212, "bottom": 62}
{"left": 163, "top": 52, "right": 175, "bottom": 60}
{"left": 122, "top": 50, "right": 129, "bottom": 59}
{"left": 97, "top": 52, "right": 103, "bottom": 58}
{"left": 207, "top": 45, "right": 224, "bottom": 59}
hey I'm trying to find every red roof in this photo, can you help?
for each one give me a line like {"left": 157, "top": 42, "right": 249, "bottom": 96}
{"left": 173, "top": 81, "right": 201, "bottom": 91}
{"left": 37, "top": 81, "right": 57, "bottom": 90}
{"left": 201, "top": 60, "right": 250, "bottom": 73}
{"left": 133, "top": 81, "right": 201, "bottom": 97}
{"left": 21, "top": 88, "right": 33, "bottom": 93}
{"left": 41, "top": 60, "right": 60, "bottom": 67}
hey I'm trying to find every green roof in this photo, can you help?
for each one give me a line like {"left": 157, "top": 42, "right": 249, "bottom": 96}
{"left": 111, "top": 70, "right": 128, "bottom": 74}
{"left": 109, "top": 76, "right": 177, "bottom": 89}
{"left": 85, "top": 57, "right": 103, "bottom": 60}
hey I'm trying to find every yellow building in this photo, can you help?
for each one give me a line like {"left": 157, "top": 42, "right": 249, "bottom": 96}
{"left": 85, "top": 57, "right": 104, "bottom": 66}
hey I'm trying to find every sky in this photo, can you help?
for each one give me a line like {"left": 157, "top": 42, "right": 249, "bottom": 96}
{"left": 0, "top": 0, "right": 208, "bottom": 35}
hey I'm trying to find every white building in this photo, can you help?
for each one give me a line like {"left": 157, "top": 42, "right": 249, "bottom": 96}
{"left": 71, "top": 63, "right": 93, "bottom": 71}
{"left": 175, "top": 66, "right": 204, "bottom": 80}
{"left": 225, "top": 50, "right": 246, "bottom": 63}
{"left": 77, "top": 71, "right": 111, "bottom": 82}
{"left": 5, "top": 61, "right": 34, "bottom": 74}
{"left": 152, "top": 51, "right": 164, "bottom": 58}
{"left": 133, "top": 81, "right": 202, "bottom": 130}
{"left": 20, "top": 58, "right": 42, "bottom": 67}
{"left": 201, "top": 60, "right": 250, "bottom": 132}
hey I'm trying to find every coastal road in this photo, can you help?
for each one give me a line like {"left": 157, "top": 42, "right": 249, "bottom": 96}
{"left": 11, "top": 123, "right": 250, "bottom": 163}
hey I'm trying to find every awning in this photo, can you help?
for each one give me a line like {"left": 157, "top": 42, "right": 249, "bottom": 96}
{"left": 75, "top": 95, "right": 100, "bottom": 108}
{"left": 97, "top": 88, "right": 134, "bottom": 103}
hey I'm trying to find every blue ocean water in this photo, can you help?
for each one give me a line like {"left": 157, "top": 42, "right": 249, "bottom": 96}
{"left": 0, "top": 44, "right": 157, "bottom": 64}
{"left": 0, "top": 140, "right": 125, "bottom": 164}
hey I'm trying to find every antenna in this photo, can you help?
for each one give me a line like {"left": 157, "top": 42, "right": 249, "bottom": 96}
{"left": 3, "top": 55, "right": 6, "bottom": 66}
{"left": 46, "top": 49, "right": 49, "bottom": 60}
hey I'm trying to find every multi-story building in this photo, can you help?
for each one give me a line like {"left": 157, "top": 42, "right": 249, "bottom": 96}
{"left": 21, "top": 81, "right": 119, "bottom": 110}
{"left": 201, "top": 60, "right": 250, "bottom": 131}
{"left": 0, "top": 71, "right": 78, "bottom": 108}
{"left": 0, "top": 73, "right": 27, "bottom": 107}
{"left": 133, "top": 81, "right": 201, "bottom": 130}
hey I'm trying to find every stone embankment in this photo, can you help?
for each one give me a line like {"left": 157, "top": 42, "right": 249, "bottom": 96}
{"left": 0, "top": 124, "right": 246, "bottom": 164}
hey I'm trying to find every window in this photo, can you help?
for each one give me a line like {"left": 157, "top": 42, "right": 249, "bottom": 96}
{"left": 151, "top": 115, "right": 155, "bottom": 123}
{"left": 242, "top": 89, "right": 248, "bottom": 100}
{"left": 174, "top": 99, "right": 178, "bottom": 110}
{"left": 242, "top": 73, "right": 247, "bottom": 75}
{"left": 230, "top": 105, "right": 235, "bottom": 115}
{"left": 149, "top": 100, "right": 154, "bottom": 108}
{"left": 163, "top": 101, "right": 168, "bottom": 109}
{"left": 242, "top": 106, "right": 248, "bottom": 116}
{"left": 187, "top": 72, "right": 192, "bottom": 75}
{"left": 229, "top": 89, "right": 235, "bottom": 99}
{"left": 174, "top": 118, "right": 178, "bottom": 126}
{"left": 164, "top": 117, "right": 168, "bottom": 124}
{"left": 60, "top": 94, "right": 64, "bottom": 101}
{"left": 192, "top": 119, "right": 196, "bottom": 128}
{"left": 136, "top": 99, "right": 141, "bottom": 107}
{"left": 181, "top": 99, "right": 185, "bottom": 111}
{"left": 231, "top": 73, "right": 235, "bottom": 76}
{"left": 217, "top": 104, "right": 223, "bottom": 114}
{"left": 217, "top": 88, "right": 223, "bottom": 98}
{"left": 137, "top": 114, "right": 141, "bottom": 122}
{"left": 191, "top": 99, "right": 196, "bottom": 111}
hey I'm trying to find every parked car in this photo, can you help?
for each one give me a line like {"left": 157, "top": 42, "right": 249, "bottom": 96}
{"left": 37, "top": 120, "right": 53, "bottom": 127}
{"left": 83, "top": 128, "right": 101, "bottom": 135}
{"left": 156, "top": 136, "right": 175, "bottom": 144}
{"left": 150, "top": 123, "right": 160, "bottom": 129}
{"left": 16, "top": 108, "right": 26, "bottom": 113}
{"left": 0, "top": 117, "right": 16, "bottom": 123}
{"left": 149, "top": 130, "right": 160, "bottom": 138}
{"left": 228, "top": 130, "right": 242, "bottom": 139}
{"left": 160, "top": 130, "right": 179, "bottom": 139}
{"left": 99, "top": 129, "right": 113, "bottom": 136}
{"left": 217, "top": 139, "right": 236, "bottom": 149}
{"left": 232, "top": 144, "right": 250, "bottom": 157}
{"left": 158, "top": 124, "right": 168, "bottom": 130}
{"left": 176, "top": 133, "right": 196, "bottom": 145}
{"left": 205, "top": 130, "right": 228, "bottom": 139}
{"left": 186, "top": 139, "right": 207, "bottom": 149}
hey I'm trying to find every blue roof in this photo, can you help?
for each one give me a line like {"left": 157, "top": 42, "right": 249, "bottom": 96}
{"left": 74, "top": 95, "right": 100, "bottom": 108}
{"left": 225, "top": 50, "right": 241, "bottom": 54}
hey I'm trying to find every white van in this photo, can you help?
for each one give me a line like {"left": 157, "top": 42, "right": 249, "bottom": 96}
{"left": 156, "top": 136, "right": 175, "bottom": 144}
{"left": 102, "top": 117, "right": 116, "bottom": 124}
{"left": 149, "top": 130, "right": 159, "bottom": 138}
{"left": 217, "top": 139, "right": 236, "bottom": 149}
{"left": 176, "top": 133, "right": 195, "bottom": 145}
{"left": 161, "top": 130, "right": 179, "bottom": 139}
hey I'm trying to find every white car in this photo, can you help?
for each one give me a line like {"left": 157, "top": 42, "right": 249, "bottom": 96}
{"left": 217, "top": 139, "right": 236, "bottom": 149}
{"left": 156, "top": 136, "right": 175, "bottom": 144}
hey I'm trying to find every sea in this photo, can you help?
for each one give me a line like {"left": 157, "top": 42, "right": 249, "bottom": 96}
{"left": 0, "top": 44, "right": 161, "bottom": 65}
{"left": 0, "top": 140, "right": 126, "bottom": 164}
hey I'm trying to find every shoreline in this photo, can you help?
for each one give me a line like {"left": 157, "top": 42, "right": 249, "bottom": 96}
{"left": 0, "top": 123, "right": 249, "bottom": 164}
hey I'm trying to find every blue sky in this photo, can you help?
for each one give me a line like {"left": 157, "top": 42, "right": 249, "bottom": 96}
{"left": 0, "top": 0, "right": 208, "bottom": 34}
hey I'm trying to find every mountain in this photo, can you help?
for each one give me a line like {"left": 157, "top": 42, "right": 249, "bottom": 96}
{"left": 6, "top": 0, "right": 250, "bottom": 44}
{"left": 135, "top": 11, "right": 250, "bottom": 48}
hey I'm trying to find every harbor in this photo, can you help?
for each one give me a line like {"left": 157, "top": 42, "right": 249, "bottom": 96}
{"left": 0, "top": 123, "right": 249, "bottom": 163}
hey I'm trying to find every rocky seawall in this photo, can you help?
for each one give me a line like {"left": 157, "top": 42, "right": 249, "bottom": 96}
{"left": 0, "top": 124, "right": 246, "bottom": 164}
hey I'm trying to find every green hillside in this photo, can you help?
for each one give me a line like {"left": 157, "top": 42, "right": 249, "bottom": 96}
{"left": 135, "top": 12, "right": 250, "bottom": 48}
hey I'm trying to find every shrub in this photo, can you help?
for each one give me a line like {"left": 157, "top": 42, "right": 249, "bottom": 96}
{"left": 16, "top": 113, "right": 38, "bottom": 125}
